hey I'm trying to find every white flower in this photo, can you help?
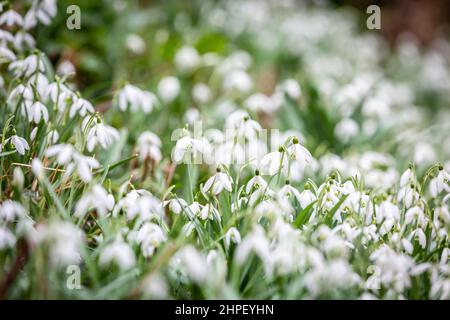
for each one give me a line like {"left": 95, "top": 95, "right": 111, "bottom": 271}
{"left": 260, "top": 149, "right": 288, "bottom": 176}
{"left": 429, "top": 168, "right": 449, "bottom": 198}
{"left": 157, "top": 76, "right": 180, "bottom": 103}
{"left": 225, "top": 110, "right": 262, "bottom": 140}
{"left": 99, "top": 240, "right": 136, "bottom": 271}
{"left": 278, "top": 79, "right": 301, "bottom": 100}
{"left": 279, "top": 183, "right": 302, "bottom": 202}
{"left": 0, "top": 10, "right": 23, "bottom": 27}
{"left": 46, "top": 144, "right": 75, "bottom": 165}
{"left": 137, "top": 131, "right": 162, "bottom": 162}
{"left": 0, "top": 47, "right": 16, "bottom": 62}
{"left": 0, "top": 200, "right": 26, "bottom": 222}
{"left": 298, "top": 189, "right": 317, "bottom": 209}
{"left": 170, "top": 245, "right": 207, "bottom": 283}
{"left": 85, "top": 121, "right": 120, "bottom": 152}
{"left": 246, "top": 173, "right": 268, "bottom": 195}
{"left": 287, "top": 138, "right": 312, "bottom": 171}
{"left": 175, "top": 46, "right": 201, "bottom": 72}
{"left": 27, "top": 101, "right": 49, "bottom": 123}
{"left": 184, "top": 108, "right": 200, "bottom": 125}
{"left": 244, "top": 93, "right": 274, "bottom": 113}
{"left": 235, "top": 226, "right": 271, "bottom": 270}
{"left": 1, "top": 135, "right": 30, "bottom": 155}
{"left": 126, "top": 34, "right": 146, "bottom": 54}
{"left": 35, "top": 221, "right": 84, "bottom": 266}
{"left": 223, "top": 69, "right": 252, "bottom": 93}
{"left": 172, "top": 136, "right": 211, "bottom": 163}
{"left": 117, "top": 84, "right": 157, "bottom": 113}
{"left": 225, "top": 227, "right": 241, "bottom": 248}
{"left": 67, "top": 153, "right": 100, "bottom": 183}
{"left": 164, "top": 198, "right": 188, "bottom": 215}
{"left": 202, "top": 169, "right": 233, "bottom": 195}
{"left": 400, "top": 168, "right": 414, "bottom": 187}
{"left": 31, "top": 158, "right": 44, "bottom": 179}
{"left": 334, "top": 118, "right": 359, "bottom": 143}
{"left": 398, "top": 185, "right": 419, "bottom": 209}
{"left": 192, "top": 83, "right": 212, "bottom": 104}
{"left": 135, "top": 223, "right": 166, "bottom": 257}
{"left": 199, "top": 203, "right": 220, "bottom": 221}
{"left": 74, "top": 185, "right": 115, "bottom": 218}
{"left": 0, "top": 226, "right": 16, "bottom": 249}
{"left": 69, "top": 97, "right": 95, "bottom": 118}
{"left": 114, "top": 189, "right": 163, "bottom": 222}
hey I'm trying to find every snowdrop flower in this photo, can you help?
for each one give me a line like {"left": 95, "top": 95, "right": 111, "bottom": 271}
{"left": 8, "top": 84, "right": 33, "bottom": 106}
{"left": 277, "top": 79, "right": 301, "bottom": 100}
{"left": 0, "top": 200, "right": 26, "bottom": 222}
{"left": 225, "top": 110, "right": 262, "bottom": 140}
{"left": 172, "top": 135, "right": 211, "bottom": 163}
{"left": 400, "top": 167, "right": 415, "bottom": 187}
{"left": 35, "top": 221, "right": 84, "bottom": 266}
{"left": 34, "top": 0, "right": 57, "bottom": 25}
{"left": 235, "top": 226, "right": 271, "bottom": 272}
{"left": 298, "top": 188, "right": 317, "bottom": 209}
{"left": 0, "top": 227, "right": 16, "bottom": 249}
{"left": 225, "top": 227, "right": 241, "bottom": 248}
{"left": 1, "top": 135, "right": 30, "bottom": 155}
{"left": 397, "top": 184, "right": 419, "bottom": 209}
{"left": 74, "top": 185, "right": 115, "bottom": 218}
{"left": 202, "top": 168, "right": 233, "bottom": 195}
{"left": 175, "top": 46, "right": 201, "bottom": 72}
{"left": 69, "top": 97, "right": 95, "bottom": 118}
{"left": 136, "top": 131, "right": 162, "bottom": 163}
{"left": 66, "top": 153, "right": 100, "bottom": 183}
{"left": 260, "top": 147, "right": 288, "bottom": 176}
{"left": 246, "top": 171, "right": 268, "bottom": 194}
{"left": 279, "top": 182, "right": 302, "bottom": 202}
{"left": 170, "top": 245, "right": 207, "bottom": 283}
{"left": 185, "top": 201, "right": 202, "bottom": 219}
{"left": 244, "top": 93, "right": 274, "bottom": 113}
{"left": 45, "top": 144, "right": 75, "bottom": 165}
{"left": 157, "top": 76, "right": 180, "bottom": 103}
{"left": 199, "top": 203, "right": 221, "bottom": 221}
{"left": 26, "top": 101, "right": 49, "bottom": 124}
{"left": 0, "top": 47, "right": 16, "bottom": 62}
{"left": 429, "top": 166, "right": 449, "bottom": 198}
{"left": 287, "top": 137, "right": 312, "bottom": 171}
{"left": 13, "top": 167, "right": 24, "bottom": 189}
{"left": 0, "top": 29, "right": 14, "bottom": 42}
{"left": 192, "top": 83, "right": 212, "bottom": 104}
{"left": 184, "top": 108, "right": 200, "bottom": 125}
{"left": 135, "top": 223, "right": 166, "bottom": 257}
{"left": 31, "top": 158, "right": 44, "bottom": 179}
{"left": 114, "top": 189, "right": 163, "bottom": 222}
{"left": 84, "top": 121, "right": 120, "bottom": 152}
{"left": 13, "top": 30, "right": 35, "bottom": 51}
{"left": 141, "top": 273, "right": 168, "bottom": 299}
{"left": 125, "top": 33, "right": 146, "bottom": 54}
{"left": 99, "top": 240, "right": 136, "bottom": 271}
{"left": 405, "top": 206, "right": 427, "bottom": 227}
{"left": 117, "top": 84, "right": 158, "bottom": 113}
{"left": 56, "top": 60, "right": 76, "bottom": 76}
{"left": 15, "top": 54, "right": 45, "bottom": 78}
{"left": 223, "top": 69, "right": 252, "bottom": 93}
{"left": 413, "top": 142, "right": 436, "bottom": 165}
{"left": 334, "top": 118, "right": 358, "bottom": 143}
{"left": 164, "top": 198, "right": 188, "bottom": 215}
{"left": 0, "top": 10, "right": 23, "bottom": 27}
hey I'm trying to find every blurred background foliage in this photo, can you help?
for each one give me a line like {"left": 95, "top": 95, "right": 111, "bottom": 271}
{"left": 33, "top": 0, "right": 450, "bottom": 172}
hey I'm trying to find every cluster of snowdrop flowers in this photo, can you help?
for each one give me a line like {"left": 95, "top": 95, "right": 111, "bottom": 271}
{"left": 0, "top": 0, "right": 449, "bottom": 300}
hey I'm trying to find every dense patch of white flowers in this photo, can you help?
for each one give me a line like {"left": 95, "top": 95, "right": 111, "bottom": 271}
{"left": 0, "top": 0, "right": 449, "bottom": 300}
